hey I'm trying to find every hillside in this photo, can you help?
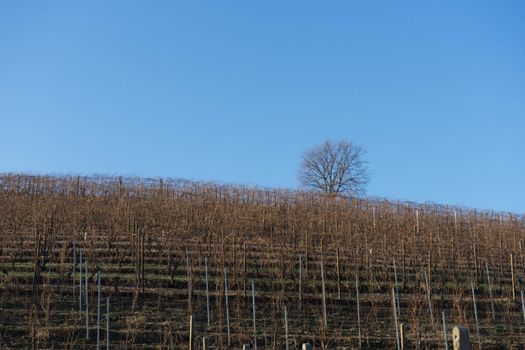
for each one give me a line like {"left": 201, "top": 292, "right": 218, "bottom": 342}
{"left": 0, "top": 174, "right": 524, "bottom": 349}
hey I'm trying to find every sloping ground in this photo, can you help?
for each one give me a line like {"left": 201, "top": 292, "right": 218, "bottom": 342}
{"left": 0, "top": 174, "right": 524, "bottom": 349}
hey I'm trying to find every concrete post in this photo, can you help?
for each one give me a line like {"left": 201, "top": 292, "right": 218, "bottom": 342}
{"left": 453, "top": 326, "right": 470, "bottom": 350}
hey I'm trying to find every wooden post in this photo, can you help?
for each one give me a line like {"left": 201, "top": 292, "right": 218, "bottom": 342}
{"left": 205, "top": 257, "right": 210, "bottom": 327}
{"left": 252, "top": 281, "right": 257, "bottom": 350}
{"left": 202, "top": 337, "right": 208, "bottom": 350}
{"left": 305, "top": 231, "right": 309, "bottom": 280}
{"left": 471, "top": 282, "right": 481, "bottom": 349}
{"left": 473, "top": 244, "right": 478, "bottom": 283}
{"left": 511, "top": 253, "right": 516, "bottom": 300}
{"left": 424, "top": 271, "right": 435, "bottom": 331}
{"left": 321, "top": 260, "right": 327, "bottom": 329}
{"left": 141, "top": 229, "right": 145, "bottom": 300}
{"left": 244, "top": 243, "right": 247, "bottom": 298}
{"left": 284, "top": 306, "right": 289, "bottom": 350}
{"left": 485, "top": 262, "right": 496, "bottom": 321}
{"left": 224, "top": 268, "right": 231, "bottom": 347}
{"left": 392, "top": 288, "right": 400, "bottom": 350}
{"left": 106, "top": 297, "right": 110, "bottom": 350}
{"left": 302, "top": 343, "right": 313, "bottom": 350}
{"left": 393, "top": 259, "right": 400, "bottom": 317}
{"left": 454, "top": 210, "right": 458, "bottom": 233}
{"left": 521, "top": 290, "right": 525, "bottom": 326}
{"left": 416, "top": 209, "right": 419, "bottom": 233}
{"left": 442, "top": 311, "right": 448, "bottom": 350}
{"left": 85, "top": 259, "right": 89, "bottom": 340}
{"left": 186, "top": 250, "right": 192, "bottom": 314}
{"left": 453, "top": 326, "right": 470, "bottom": 350}
{"left": 518, "top": 240, "right": 525, "bottom": 269}
{"left": 336, "top": 249, "right": 341, "bottom": 300}
{"left": 356, "top": 275, "right": 362, "bottom": 350}
{"left": 401, "top": 240, "right": 406, "bottom": 289}
{"left": 189, "top": 314, "right": 193, "bottom": 350}
{"left": 399, "top": 322, "right": 407, "bottom": 350}
{"left": 118, "top": 176, "right": 123, "bottom": 196}
{"left": 299, "top": 254, "right": 303, "bottom": 305}
{"left": 79, "top": 252, "right": 82, "bottom": 317}
{"left": 76, "top": 175, "right": 81, "bottom": 196}
{"left": 97, "top": 272, "right": 101, "bottom": 350}
{"left": 73, "top": 242, "right": 76, "bottom": 302}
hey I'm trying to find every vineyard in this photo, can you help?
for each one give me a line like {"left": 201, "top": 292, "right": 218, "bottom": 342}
{"left": 1, "top": 174, "right": 525, "bottom": 349}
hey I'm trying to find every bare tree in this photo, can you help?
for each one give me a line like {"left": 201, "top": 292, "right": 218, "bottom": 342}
{"left": 298, "top": 139, "right": 370, "bottom": 195}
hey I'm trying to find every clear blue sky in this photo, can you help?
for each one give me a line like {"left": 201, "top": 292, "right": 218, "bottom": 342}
{"left": 1, "top": 1, "right": 524, "bottom": 213}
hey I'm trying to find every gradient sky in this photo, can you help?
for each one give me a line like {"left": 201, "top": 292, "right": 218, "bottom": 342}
{"left": 1, "top": 1, "right": 524, "bottom": 213}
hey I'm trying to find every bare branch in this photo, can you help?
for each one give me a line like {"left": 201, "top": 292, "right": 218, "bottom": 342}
{"left": 298, "top": 139, "right": 370, "bottom": 196}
